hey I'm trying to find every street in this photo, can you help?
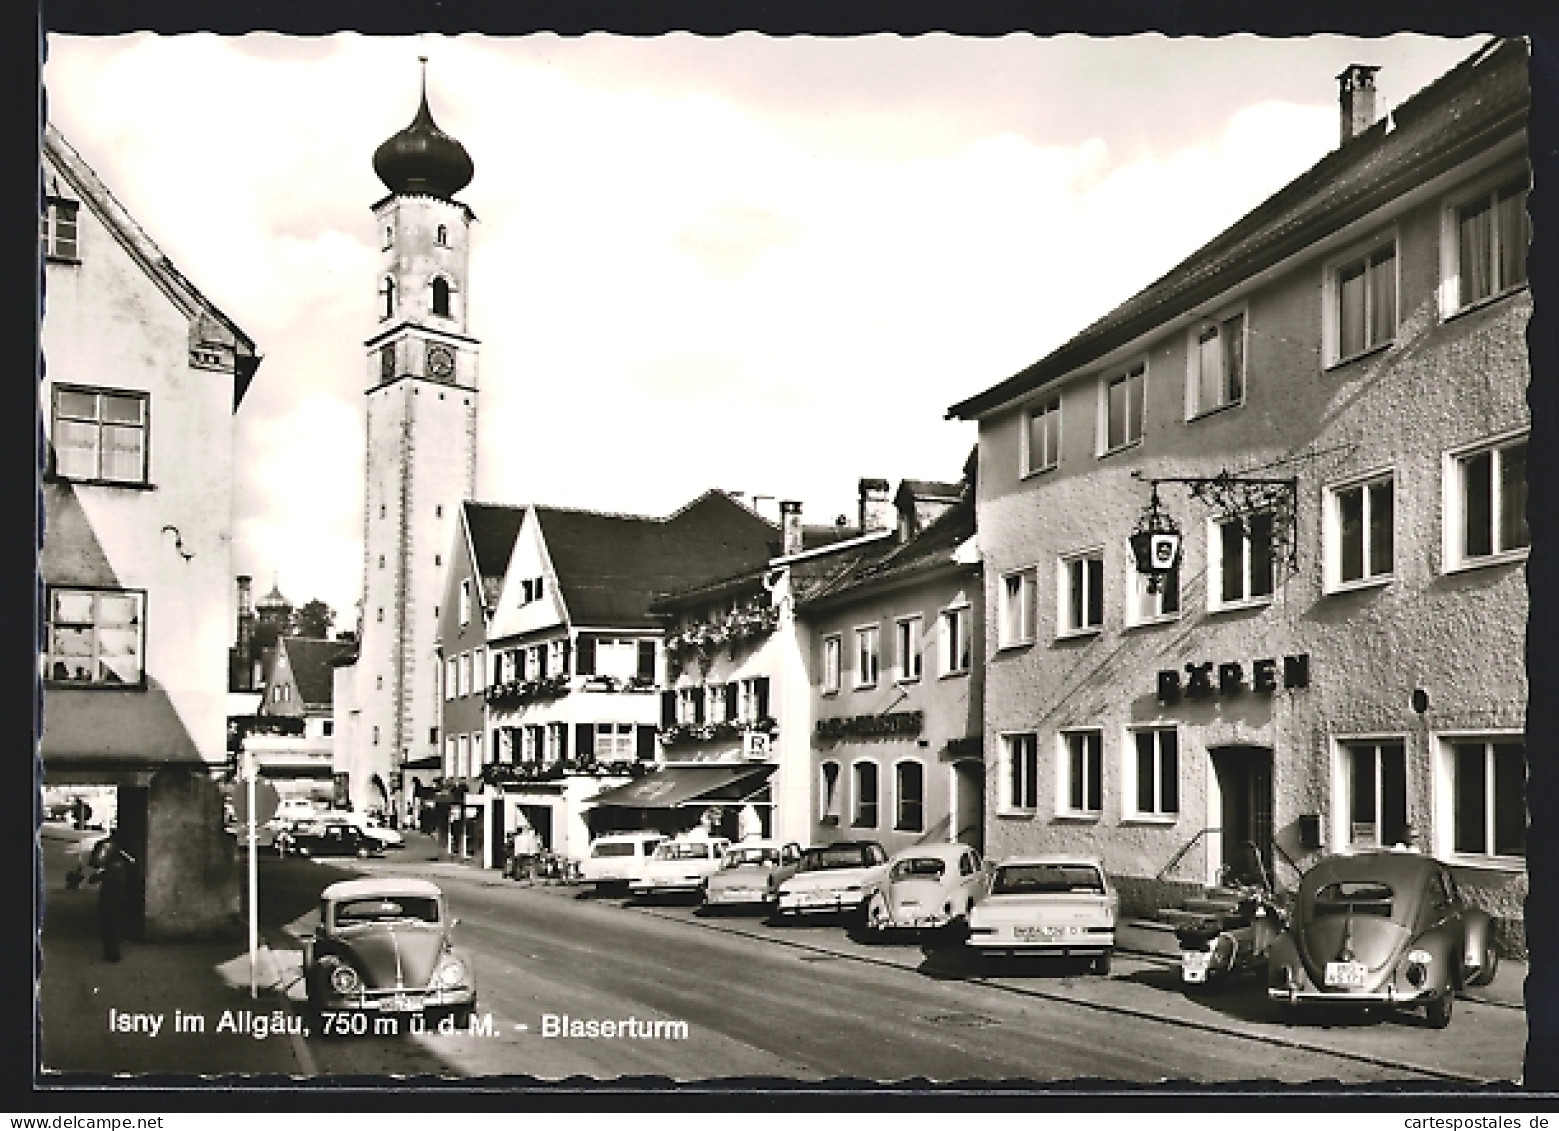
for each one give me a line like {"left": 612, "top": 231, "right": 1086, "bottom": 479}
{"left": 254, "top": 844, "right": 1523, "bottom": 1085}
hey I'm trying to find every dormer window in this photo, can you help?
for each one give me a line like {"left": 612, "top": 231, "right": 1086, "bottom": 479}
{"left": 432, "top": 277, "right": 451, "bottom": 318}
{"left": 379, "top": 277, "right": 396, "bottom": 320}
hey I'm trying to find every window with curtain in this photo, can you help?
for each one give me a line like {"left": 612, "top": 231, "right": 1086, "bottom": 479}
{"left": 1455, "top": 177, "right": 1528, "bottom": 310}
{"left": 1190, "top": 311, "right": 1246, "bottom": 416}
{"left": 52, "top": 387, "right": 149, "bottom": 484}
{"left": 1334, "top": 243, "right": 1397, "bottom": 361}
{"left": 1103, "top": 364, "right": 1145, "bottom": 452}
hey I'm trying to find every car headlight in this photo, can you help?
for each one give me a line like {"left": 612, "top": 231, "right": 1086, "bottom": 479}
{"left": 329, "top": 964, "right": 361, "bottom": 995}
{"left": 1404, "top": 949, "right": 1433, "bottom": 988}
{"left": 434, "top": 957, "right": 467, "bottom": 989}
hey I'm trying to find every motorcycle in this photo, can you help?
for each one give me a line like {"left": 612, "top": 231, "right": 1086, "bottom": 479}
{"left": 1175, "top": 882, "right": 1287, "bottom": 990}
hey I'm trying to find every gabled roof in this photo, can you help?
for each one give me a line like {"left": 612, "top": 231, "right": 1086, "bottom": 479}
{"left": 536, "top": 490, "right": 778, "bottom": 629}
{"left": 279, "top": 637, "right": 357, "bottom": 709}
{"left": 947, "top": 37, "right": 1527, "bottom": 421}
{"left": 800, "top": 491, "right": 977, "bottom": 610}
{"left": 43, "top": 123, "right": 262, "bottom": 409}
{"left": 461, "top": 501, "right": 527, "bottom": 611}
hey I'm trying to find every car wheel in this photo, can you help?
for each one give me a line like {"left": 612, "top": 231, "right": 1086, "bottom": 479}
{"left": 1090, "top": 951, "right": 1112, "bottom": 976}
{"left": 356, "top": 845, "right": 370, "bottom": 859}
{"left": 1425, "top": 992, "right": 1454, "bottom": 1029}
{"left": 1468, "top": 944, "right": 1500, "bottom": 988}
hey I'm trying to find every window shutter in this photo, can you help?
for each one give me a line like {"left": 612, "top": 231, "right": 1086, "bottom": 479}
{"left": 575, "top": 723, "right": 595, "bottom": 762}
{"left": 556, "top": 725, "right": 568, "bottom": 763}
{"left": 724, "top": 682, "right": 739, "bottom": 719}
{"left": 694, "top": 689, "right": 706, "bottom": 724}
{"left": 560, "top": 640, "right": 571, "bottom": 674}
{"left": 575, "top": 634, "right": 596, "bottom": 675}
{"left": 755, "top": 677, "right": 771, "bottom": 719}
{"left": 637, "top": 640, "right": 656, "bottom": 681}
{"left": 536, "top": 646, "right": 548, "bottom": 678}
{"left": 636, "top": 725, "right": 656, "bottom": 762}
{"left": 660, "top": 690, "right": 676, "bottom": 729}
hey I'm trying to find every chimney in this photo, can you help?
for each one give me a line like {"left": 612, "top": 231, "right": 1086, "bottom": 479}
{"left": 779, "top": 500, "right": 804, "bottom": 557}
{"left": 858, "top": 478, "right": 893, "bottom": 534}
{"left": 1337, "top": 64, "right": 1380, "bottom": 144}
{"left": 236, "top": 575, "right": 255, "bottom": 651}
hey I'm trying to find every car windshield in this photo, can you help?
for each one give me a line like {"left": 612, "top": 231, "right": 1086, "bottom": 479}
{"left": 799, "top": 846, "right": 873, "bottom": 871}
{"left": 1312, "top": 880, "right": 1394, "bottom": 916}
{"left": 724, "top": 847, "right": 780, "bottom": 868}
{"left": 591, "top": 842, "right": 637, "bottom": 858}
{"left": 655, "top": 842, "right": 712, "bottom": 860}
{"left": 890, "top": 857, "right": 947, "bottom": 882}
{"left": 992, "top": 863, "right": 1105, "bottom": 895}
{"left": 334, "top": 896, "right": 440, "bottom": 926}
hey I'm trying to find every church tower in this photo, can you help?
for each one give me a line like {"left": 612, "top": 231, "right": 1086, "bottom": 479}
{"left": 353, "top": 61, "right": 478, "bottom": 815}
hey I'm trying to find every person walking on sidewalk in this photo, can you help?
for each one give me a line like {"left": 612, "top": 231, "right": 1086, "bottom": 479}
{"left": 92, "top": 834, "right": 135, "bottom": 963}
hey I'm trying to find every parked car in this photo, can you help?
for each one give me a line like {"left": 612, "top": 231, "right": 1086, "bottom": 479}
{"left": 297, "top": 877, "right": 475, "bottom": 1031}
{"left": 337, "top": 810, "right": 406, "bottom": 850}
{"left": 629, "top": 837, "right": 731, "bottom": 899}
{"left": 965, "top": 855, "right": 1118, "bottom": 973}
{"left": 772, "top": 840, "right": 889, "bottom": 921}
{"left": 700, "top": 839, "right": 803, "bottom": 912}
{"left": 861, "top": 842, "right": 986, "bottom": 936}
{"left": 276, "top": 817, "right": 381, "bottom": 859}
{"left": 1266, "top": 850, "right": 1498, "bottom": 1028}
{"left": 578, "top": 831, "right": 667, "bottom": 893}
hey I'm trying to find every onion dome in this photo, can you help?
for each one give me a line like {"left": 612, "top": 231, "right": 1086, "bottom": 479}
{"left": 372, "top": 65, "right": 474, "bottom": 200}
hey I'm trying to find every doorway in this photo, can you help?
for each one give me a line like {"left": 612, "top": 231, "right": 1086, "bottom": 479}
{"left": 953, "top": 760, "right": 985, "bottom": 854}
{"left": 1209, "top": 745, "right": 1273, "bottom": 886}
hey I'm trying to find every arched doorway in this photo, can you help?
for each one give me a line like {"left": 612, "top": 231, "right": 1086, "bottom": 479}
{"left": 1208, "top": 745, "right": 1273, "bottom": 886}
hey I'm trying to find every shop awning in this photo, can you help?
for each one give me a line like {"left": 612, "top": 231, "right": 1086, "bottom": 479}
{"left": 586, "top": 764, "right": 775, "bottom": 810}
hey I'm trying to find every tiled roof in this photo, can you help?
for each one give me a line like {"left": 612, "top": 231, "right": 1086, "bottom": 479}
{"left": 280, "top": 637, "right": 357, "bottom": 709}
{"left": 463, "top": 500, "right": 527, "bottom": 595}
{"left": 538, "top": 490, "right": 778, "bottom": 629}
{"left": 800, "top": 492, "right": 977, "bottom": 609}
{"left": 948, "top": 37, "right": 1527, "bottom": 420}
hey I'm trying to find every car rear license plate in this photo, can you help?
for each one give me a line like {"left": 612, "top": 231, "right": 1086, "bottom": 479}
{"left": 383, "top": 995, "right": 422, "bottom": 1012}
{"left": 800, "top": 892, "right": 836, "bottom": 906}
{"left": 1324, "top": 961, "right": 1367, "bottom": 987}
{"left": 1015, "top": 925, "right": 1065, "bottom": 941}
{"left": 1182, "top": 950, "right": 1210, "bottom": 982}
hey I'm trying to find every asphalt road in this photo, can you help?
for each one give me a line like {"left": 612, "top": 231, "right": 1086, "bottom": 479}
{"left": 257, "top": 850, "right": 1526, "bottom": 1086}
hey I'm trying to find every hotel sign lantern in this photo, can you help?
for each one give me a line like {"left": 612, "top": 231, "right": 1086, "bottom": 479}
{"left": 1129, "top": 483, "right": 1182, "bottom": 595}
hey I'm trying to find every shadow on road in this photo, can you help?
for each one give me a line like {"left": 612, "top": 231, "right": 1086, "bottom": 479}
{"left": 1119, "top": 964, "right": 1433, "bottom": 1030}
{"left": 916, "top": 946, "right": 1104, "bottom": 983}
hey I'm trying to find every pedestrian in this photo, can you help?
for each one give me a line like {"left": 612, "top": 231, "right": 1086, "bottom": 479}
{"left": 93, "top": 834, "right": 135, "bottom": 963}
{"left": 509, "top": 820, "right": 540, "bottom": 880}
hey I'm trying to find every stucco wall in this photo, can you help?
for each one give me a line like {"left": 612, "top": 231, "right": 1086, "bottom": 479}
{"left": 974, "top": 150, "right": 1529, "bottom": 938}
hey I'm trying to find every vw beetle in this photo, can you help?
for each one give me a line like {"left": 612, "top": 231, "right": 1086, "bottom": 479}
{"left": 300, "top": 877, "right": 476, "bottom": 1031}
{"left": 1266, "top": 850, "right": 1497, "bottom": 1027}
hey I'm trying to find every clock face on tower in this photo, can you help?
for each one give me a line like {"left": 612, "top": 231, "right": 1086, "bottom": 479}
{"left": 426, "top": 344, "right": 456, "bottom": 382}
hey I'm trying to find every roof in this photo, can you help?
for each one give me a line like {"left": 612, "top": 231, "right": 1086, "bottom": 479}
{"left": 896, "top": 480, "right": 962, "bottom": 503}
{"left": 279, "top": 637, "right": 357, "bottom": 709}
{"left": 43, "top": 124, "right": 262, "bottom": 409}
{"left": 991, "top": 854, "right": 1107, "bottom": 869}
{"left": 947, "top": 37, "right": 1528, "bottom": 421}
{"left": 321, "top": 877, "right": 444, "bottom": 901}
{"left": 799, "top": 491, "right": 976, "bottom": 610}
{"left": 463, "top": 500, "right": 527, "bottom": 609}
{"left": 1299, "top": 849, "right": 1440, "bottom": 890}
{"left": 537, "top": 490, "right": 777, "bottom": 629}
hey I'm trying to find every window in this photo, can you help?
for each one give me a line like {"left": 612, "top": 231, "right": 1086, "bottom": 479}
{"left": 553, "top": 640, "right": 571, "bottom": 678}
{"left": 379, "top": 277, "right": 396, "bottom": 320}
{"left": 1126, "top": 562, "right": 1180, "bottom": 626}
{"left": 521, "top": 725, "right": 539, "bottom": 763}
{"left": 940, "top": 606, "right": 972, "bottom": 675}
{"left": 895, "top": 761, "right": 925, "bottom": 832}
{"left": 1188, "top": 310, "right": 1246, "bottom": 417}
{"left": 1447, "top": 175, "right": 1529, "bottom": 313}
{"left": 1447, "top": 433, "right": 1528, "bottom": 569}
{"left": 432, "top": 278, "right": 451, "bottom": 318}
{"left": 739, "top": 677, "right": 771, "bottom": 722}
{"left": 457, "top": 734, "right": 469, "bottom": 776}
{"left": 997, "top": 569, "right": 1034, "bottom": 647}
{"left": 1329, "top": 241, "right": 1397, "bottom": 362}
{"left": 1002, "top": 733, "right": 1038, "bottom": 812}
{"left": 323, "top": 720, "right": 334, "bottom": 737}
{"left": 436, "top": 224, "right": 448, "bottom": 247}
{"left": 458, "top": 652, "right": 472, "bottom": 698}
{"left": 51, "top": 387, "right": 149, "bottom": 484}
{"left": 595, "top": 723, "right": 635, "bottom": 761}
{"left": 1326, "top": 473, "right": 1394, "bottom": 589}
{"left": 1059, "top": 551, "right": 1104, "bottom": 635}
{"left": 852, "top": 762, "right": 879, "bottom": 828}
{"left": 473, "top": 731, "right": 485, "bottom": 769}
{"left": 1102, "top": 363, "right": 1145, "bottom": 453}
{"left": 1210, "top": 512, "right": 1275, "bottom": 608}
{"left": 1341, "top": 740, "right": 1407, "bottom": 848}
{"left": 42, "top": 197, "right": 79, "bottom": 260}
{"left": 820, "top": 762, "right": 841, "bottom": 824}
{"left": 822, "top": 635, "right": 841, "bottom": 694}
{"left": 855, "top": 626, "right": 880, "bottom": 688}
{"left": 375, "top": 675, "right": 383, "bottom": 691}
{"left": 1449, "top": 738, "right": 1525, "bottom": 859}
{"left": 445, "top": 658, "right": 457, "bottom": 700}
{"left": 1061, "top": 730, "right": 1103, "bottom": 815}
{"left": 548, "top": 722, "right": 568, "bottom": 763}
{"left": 1024, "top": 396, "right": 1061, "bottom": 475}
{"left": 895, "top": 617, "right": 922, "bottom": 682}
{"left": 373, "top": 726, "right": 380, "bottom": 747}
{"left": 475, "top": 646, "right": 487, "bottom": 691}
{"left": 459, "top": 578, "right": 473, "bottom": 625}
{"left": 46, "top": 588, "right": 144, "bottom": 686}
{"left": 1129, "top": 729, "right": 1179, "bottom": 818}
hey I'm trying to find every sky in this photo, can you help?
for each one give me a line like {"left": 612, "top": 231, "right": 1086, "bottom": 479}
{"left": 41, "top": 32, "right": 1486, "bottom": 624}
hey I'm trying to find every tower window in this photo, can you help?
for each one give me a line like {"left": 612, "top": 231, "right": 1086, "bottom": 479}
{"left": 432, "top": 277, "right": 451, "bottom": 318}
{"left": 383, "top": 225, "right": 393, "bottom": 250}
{"left": 380, "top": 345, "right": 395, "bottom": 384}
{"left": 436, "top": 225, "right": 448, "bottom": 246}
{"left": 380, "top": 503, "right": 387, "bottom": 519}
{"left": 435, "top": 505, "right": 443, "bottom": 518}
{"left": 379, "top": 277, "right": 396, "bottom": 320}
